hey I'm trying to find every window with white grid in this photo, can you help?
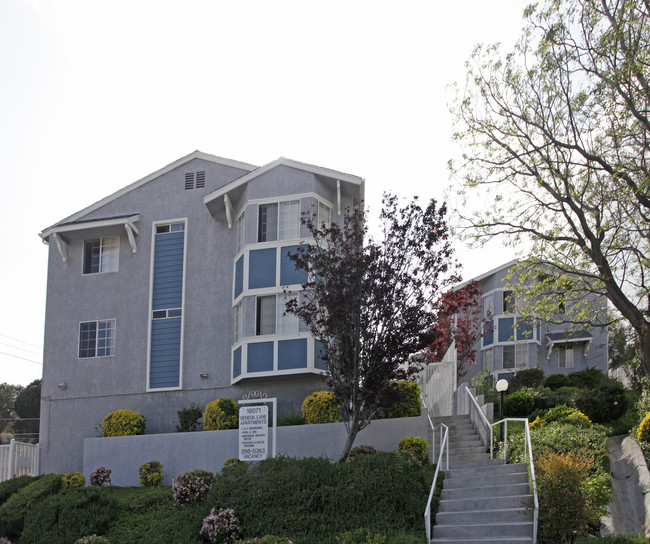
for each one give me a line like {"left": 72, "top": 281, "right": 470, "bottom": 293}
{"left": 79, "top": 319, "right": 115, "bottom": 358}
{"left": 484, "top": 348, "right": 493, "bottom": 371}
{"left": 279, "top": 200, "right": 300, "bottom": 240}
{"left": 318, "top": 202, "right": 331, "bottom": 227}
{"left": 276, "top": 294, "right": 299, "bottom": 334}
{"left": 83, "top": 237, "right": 119, "bottom": 274}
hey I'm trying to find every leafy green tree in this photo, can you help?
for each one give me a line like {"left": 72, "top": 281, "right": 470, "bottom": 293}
{"left": 13, "top": 379, "right": 41, "bottom": 443}
{"left": 0, "top": 383, "right": 23, "bottom": 441}
{"left": 287, "top": 195, "right": 460, "bottom": 458}
{"left": 449, "top": 0, "right": 650, "bottom": 377}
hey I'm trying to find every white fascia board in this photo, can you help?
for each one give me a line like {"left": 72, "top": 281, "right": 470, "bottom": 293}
{"left": 453, "top": 259, "right": 520, "bottom": 291}
{"left": 204, "top": 157, "right": 364, "bottom": 206}
{"left": 40, "top": 214, "right": 141, "bottom": 243}
{"left": 42, "top": 151, "right": 257, "bottom": 232}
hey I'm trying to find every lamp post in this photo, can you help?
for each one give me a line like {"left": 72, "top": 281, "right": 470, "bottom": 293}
{"left": 496, "top": 379, "right": 509, "bottom": 442}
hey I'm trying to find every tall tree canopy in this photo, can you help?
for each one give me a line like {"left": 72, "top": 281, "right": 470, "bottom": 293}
{"left": 449, "top": 0, "right": 650, "bottom": 377}
{"left": 287, "top": 194, "right": 459, "bottom": 458}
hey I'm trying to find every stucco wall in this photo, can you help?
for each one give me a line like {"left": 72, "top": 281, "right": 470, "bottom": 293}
{"left": 83, "top": 414, "right": 429, "bottom": 486}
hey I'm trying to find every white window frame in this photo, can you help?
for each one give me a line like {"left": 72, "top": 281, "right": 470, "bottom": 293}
{"left": 78, "top": 319, "right": 116, "bottom": 358}
{"left": 318, "top": 201, "right": 331, "bottom": 227}
{"left": 279, "top": 200, "right": 300, "bottom": 240}
{"left": 558, "top": 344, "right": 575, "bottom": 369}
{"left": 234, "top": 301, "right": 243, "bottom": 343}
{"left": 82, "top": 236, "right": 120, "bottom": 275}
{"left": 256, "top": 295, "right": 277, "bottom": 335}
{"left": 277, "top": 293, "right": 299, "bottom": 335}
{"left": 503, "top": 345, "right": 515, "bottom": 369}
{"left": 236, "top": 211, "right": 245, "bottom": 254}
{"left": 483, "top": 347, "right": 493, "bottom": 372}
{"left": 515, "top": 343, "right": 529, "bottom": 368}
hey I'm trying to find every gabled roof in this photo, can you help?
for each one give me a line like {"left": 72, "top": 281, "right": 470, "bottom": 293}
{"left": 40, "top": 151, "right": 257, "bottom": 239}
{"left": 454, "top": 259, "right": 519, "bottom": 290}
{"left": 203, "top": 156, "right": 364, "bottom": 206}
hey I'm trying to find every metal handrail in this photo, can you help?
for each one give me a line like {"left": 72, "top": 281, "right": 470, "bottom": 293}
{"left": 463, "top": 384, "right": 494, "bottom": 456}
{"left": 424, "top": 422, "right": 448, "bottom": 543}
{"left": 465, "top": 386, "right": 539, "bottom": 544}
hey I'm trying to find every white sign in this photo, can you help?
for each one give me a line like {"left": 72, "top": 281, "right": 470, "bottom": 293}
{"left": 239, "top": 405, "right": 268, "bottom": 461}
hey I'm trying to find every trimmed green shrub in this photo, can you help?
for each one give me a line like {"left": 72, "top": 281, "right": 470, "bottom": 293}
{"left": 101, "top": 409, "right": 146, "bottom": 437}
{"left": 138, "top": 461, "right": 163, "bottom": 487}
{"left": 236, "top": 537, "right": 295, "bottom": 544}
{"left": 0, "top": 475, "right": 41, "bottom": 506}
{"left": 398, "top": 437, "right": 428, "bottom": 463}
{"left": 208, "top": 452, "right": 433, "bottom": 542}
{"left": 566, "top": 411, "right": 592, "bottom": 428}
{"left": 21, "top": 488, "right": 118, "bottom": 544}
{"left": 574, "top": 379, "right": 627, "bottom": 423}
{"left": 62, "top": 472, "right": 86, "bottom": 488}
{"left": 176, "top": 404, "right": 203, "bottom": 432}
{"left": 382, "top": 381, "right": 422, "bottom": 419}
{"left": 301, "top": 391, "right": 342, "bottom": 424}
{"left": 504, "top": 391, "right": 534, "bottom": 418}
{"left": 276, "top": 409, "right": 304, "bottom": 427}
{"left": 544, "top": 404, "right": 577, "bottom": 423}
{"left": 0, "top": 473, "right": 62, "bottom": 538}
{"left": 509, "top": 368, "right": 545, "bottom": 390}
{"left": 335, "top": 529, "right": 387, "bottom": 543}
{"left": 204, "top": 398, "right": 239, "bottom": 431}
{"left": 568, "top": 367, "right": 607, "bottom": 389}
{"left": 546, "top": 386, "right": 580, "bottom": 408}
{"left": 544, "top": 373, "right": 571, "bottom": 390}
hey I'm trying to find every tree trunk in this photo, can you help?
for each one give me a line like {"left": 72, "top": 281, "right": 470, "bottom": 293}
{"left": 640, "top": 320, "right": 650, "bottom": 381}
{"left": 340, "top": 416, "right": 361, "bottom": 459}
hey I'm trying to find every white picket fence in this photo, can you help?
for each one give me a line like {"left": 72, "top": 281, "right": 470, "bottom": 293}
{"left": 0, "top": 440, "right": 40, "bottom": 482}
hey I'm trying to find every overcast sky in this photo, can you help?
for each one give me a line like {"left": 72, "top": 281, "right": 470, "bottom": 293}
{"left": 0, "top": 0, "right": 527, "bottom": 386}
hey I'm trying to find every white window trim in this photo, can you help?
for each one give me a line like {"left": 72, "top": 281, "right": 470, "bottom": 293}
{"left": 78, "top": 318, "right": 116, "bottom": 359}
{"left": 81, "top": 235, "right": 120, "bottom": 275}
{"left": 146, "top": 218, "right": 187, "bottom": 392}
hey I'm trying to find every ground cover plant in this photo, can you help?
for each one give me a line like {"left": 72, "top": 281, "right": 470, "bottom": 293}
{"left": 2, "top": 452, "right": 437, "bottom": 544}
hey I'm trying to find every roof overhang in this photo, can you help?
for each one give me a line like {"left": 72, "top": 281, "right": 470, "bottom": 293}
{"left": 40, "top": 214, "right": 141, "bottom": 262}
{"left": 546, "top": 330, "right": 593, "bottom": 358}
{"left": 204, "top": 157, "right": 365, "bottom": 222}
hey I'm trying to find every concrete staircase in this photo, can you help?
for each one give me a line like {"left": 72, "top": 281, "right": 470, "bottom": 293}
{"left": 430, "top": 415, "right": 534, "bottom": 544}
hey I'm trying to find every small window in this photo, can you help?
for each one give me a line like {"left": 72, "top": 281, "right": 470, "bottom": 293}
{"left": 256, "top": 295, "right": 276, "bottom": 335}
{"left": 503, "top": 345, "right": 515, "bottom": 369}
{"left": 156, "top": 223, "right": 185, "bottom": 234}
{"left": 483, "top": 293, "right": 494, "bottom": 318}
{"left": 318, "top": 202, "right": 331, "bottom": 227}
{"left": 503, "top": 291, "right": 515, "bottom": 314}
{"left": 258, "top": 204, "right": 278, "bottom": 242}
{"left": 79, "top": 319, "right": 115, "bottom": 358}
{"left": 515, "top": 343, "right": 528, "bottom": 368}
{"left": 152, "top": 308, "right": 182, "bottom": 319}
{"left": 236, "top": 212, "right": 245, "bottom": 253}
{"left": 279, "top": 201, "right": 300, "bottom": 240}
{"left": 276, "top": 294, "right": 299, "bottom": 334}
{"left": 484, "top": 348, "right": 493, "bottom": 371}
{"left": 558, "top": 344, "right": 574, "bottom": 368}
{"left": 83, "top": 237, "right": 119, "bottom": 274}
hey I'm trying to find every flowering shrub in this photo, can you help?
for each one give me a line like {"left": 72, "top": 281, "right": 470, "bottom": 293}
{"left": 0, "top": 538, "right": 11, "bottom": 544}
{"left": 74, "top": 536, "right": 110, "bottom": 544}
{"left": 347, "top": 445, "right": 377, "bottom": 461}
{"left": 89, "top": 466, "right": 112, "bottom": 487}
{"left": 200, "top": 507, "right": 242, "bottom": 543}
{"left": 398, "top": 436, "right": 428, "bottom": 463}
{"left": 139, "top": 461, "right": 163, "bottom": 487}
{"left": 62, "top": 471, "right": 86, "bottom": 488}
{"left": 102, "top": 409, "right": 145, "bottom": 437}
{"left": 224, "top": 458, "right": 246, "bottom": 467}
{"left": 173, "top": 469, "right": 215, "bottom": 508}
{"left": 638, "top": 411, "right": 650, "bottom": 442}
{"left": 529, "top": 415, "right": 547, "bottom": 430}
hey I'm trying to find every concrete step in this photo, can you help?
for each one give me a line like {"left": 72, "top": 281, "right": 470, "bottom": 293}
{"left": 436, "top": 507, "right": 532, "bottom": 525}
{"left": 433, "top": 521, "right": 533, "bottom": 538}
{"left": 445, "top": 462, "right": 526, "bottom": 479}
{"left": 431, "top": 536, "right": 533, "bottom": 543}
{"left": 442, "top": 482, "right": 531, "bottom": 501}
{"left": 438, "top": 494, "right": 533, "bottom": 513}
{"left": 444, "top": 471, "right": 529, "bottom": 489}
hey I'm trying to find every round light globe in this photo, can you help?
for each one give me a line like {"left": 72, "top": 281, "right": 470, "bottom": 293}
{"left": 496, "top": 379, "right": 509, "bottom": 393}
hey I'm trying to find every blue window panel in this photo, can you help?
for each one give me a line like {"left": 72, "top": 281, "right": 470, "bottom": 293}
{"left": 483, "top": 320, "right": 494, "bottom": 346}
{"left": 247, "top": 341, "right": 274, "bottom": 372}
{"left": 498, "top": 317, "right": 515, "bottom": 343}
{"left": 234, "top": 256, "right": 244, "bottom": 298}
{"left": 278, "top": 339, "right": 307, "bottom": 370}
{"left": 150, "top": 318, "right": 181, "bottom": 389}
{"left": 249, "top": 248, "right": 277, "bottom": 289}
{"left": 516, "top": 317, "right": 534, "bottom": 341}
{"left": 233, "top": 346, "right": 242, "bottom": 379}
{"left": 314, "top": 340, "right": 327, "bottom": 370}
{"left": 152, "top": 231, "right": 185, "bottom": 310}
{"left": 280, "top": 245, "right": 308, "bottom": 286}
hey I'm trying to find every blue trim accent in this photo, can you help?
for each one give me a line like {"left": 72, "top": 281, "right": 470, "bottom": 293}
{"left": 152, "top": 231, "right": 184, "bottom": 310}
{"left": 234, "top": 256, "right": 244, "bottom": 298}
{"left": 314, "top": 340, "right": 327, "bottom": 370}
{"left": 150, "top": 318, "right": 181, "bottom": 388}
{"left": 498, "top": 317, "right": 515, "bottom": 343}
{"left": 248, "top": 342, "right": 274, "bottom": 372}
{"left": 233, "top": 346, "right": 242, "bottom": 378}
{"left": 483, "top": 320, "right": 494, "bottom": 346}
{"left": 280, "top": 245, "right": 307, "bottom": 286}
{"left": 278, "top": 339, "right": 307, "bottom": 370}
{"left": 249, "top": 248, "right": 277, "bottom": 289}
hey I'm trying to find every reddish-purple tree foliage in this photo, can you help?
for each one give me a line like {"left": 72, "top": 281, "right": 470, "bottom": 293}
{"left": 286, "top": 194, "right": 460, "bottom": 458}
{"left": 426, "top": 281, "right": 487, "bottom": 379}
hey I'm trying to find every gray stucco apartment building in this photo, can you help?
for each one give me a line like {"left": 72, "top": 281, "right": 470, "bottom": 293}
{"left": 38, "top": 151, "right": 364, "bottom": 474}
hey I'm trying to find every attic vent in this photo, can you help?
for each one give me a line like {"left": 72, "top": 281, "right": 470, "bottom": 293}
{"left": 184, "top": 171, "right": 206, "bottom": 190}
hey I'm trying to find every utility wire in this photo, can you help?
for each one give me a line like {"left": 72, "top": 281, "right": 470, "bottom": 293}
{"left": 0, "top": 351, "right": 43, "bottom": 365}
